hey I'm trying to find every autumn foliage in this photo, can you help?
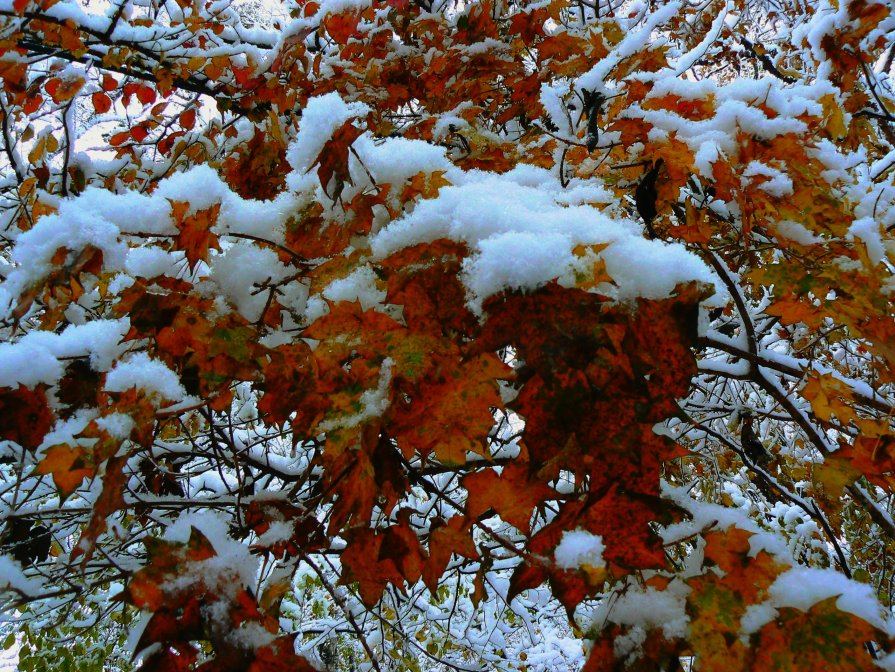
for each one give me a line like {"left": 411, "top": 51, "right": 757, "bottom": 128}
{"left": 1, "top": 0, "right": 895, "bottom": 669}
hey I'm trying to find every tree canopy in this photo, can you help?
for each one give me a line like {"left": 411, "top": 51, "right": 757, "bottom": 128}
{"left": 1, "top": 0, "right": 895, "bottom": 669}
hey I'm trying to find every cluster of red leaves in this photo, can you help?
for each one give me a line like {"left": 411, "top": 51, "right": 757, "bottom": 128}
{"left": 125, "top": 528, "right": 315, "bottom": 672}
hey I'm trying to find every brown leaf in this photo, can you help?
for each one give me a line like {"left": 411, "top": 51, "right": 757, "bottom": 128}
{"left": 423, "top": 516, "right": 478, "bottom": 593}
{"left": 310, "top": 119, "right": 364, "bottom": 200}
{"left": 462, "top": 462, "right": 553, "bottom": 532}
{"left": 340, "top": 526, "right": 404, "bottom": 607}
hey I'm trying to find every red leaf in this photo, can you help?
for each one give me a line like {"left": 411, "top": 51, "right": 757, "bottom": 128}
{"left": 45, "top": 76, "right": 84, "bottom": 103}
{"left": 72, "top": 453, "right": 129, "bottom": 564}
{"left": 92, "top": 91, "right": 112, "bottom": 113}
{"left": 122, "top": 82, "right": 139, "bottom": 105}
{"left": 0, "top": 385, "right": 54, "bottom": 450}
{"left": 179, "top": 109, "right": 196, "bottom": 130}
{"left": 248, "top": 637, "right": 318, "bottom": 672}
{"left": 222, "top": 129, "right": 289, "bottom": 201}
{"left": 256, "top": 342, "right": 322, "bottom": 429}
{"left": 324, "top": 11, "right": 359, "bottom": 42}
{"left": 125, "top": 527, "right": 217, "bottom": 612}
{"left": 139, "top": 643, "right": 200, "bottom": 672}
{"left": 131, "top": 126, "right": 150, "bottom": 142}
{"left": 138, "top": 600, "right": 204, "bottom": 653}
{"left": 378, "top": 512, "right": 427, "bottom": 586}
{"left": 158, "top": 131, "right": 185, "bottom": 156}
{"left": 23, "top": 93, "right": 43, "bottom": 114}
{"left": 137, "top": 85, "right": 157, "bottom": 105}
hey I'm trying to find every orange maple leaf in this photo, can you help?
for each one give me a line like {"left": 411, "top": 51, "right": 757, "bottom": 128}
{"left": 170, "top": 200, "right": 222, "bottom": 270}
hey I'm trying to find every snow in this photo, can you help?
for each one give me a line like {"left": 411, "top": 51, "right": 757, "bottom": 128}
{"left": 104, "top": 353, "right": 188, "bottom": 403}
{"left": 576, "top": 2, "right": 681, "bottom": 92}
{"left": 540, "top": 82, "right": 574, "bottom": 136}
{"left": 742, "top": 161, "right": 794, "bottom": 197}
{"left": 210, "top": 243, "right": 290, "bottom": 322}
{"left": 0, "top": 165, "right": 297, "bottom": 313}
{"left": 848, "top": 217, "right": 885, "bottom": 267}
{"left": 124, "top": 247, "right": 180, "bottom": 279}
{"left": 554, "top": 529, "right": 605, "bottom": 569}
{"left": 225, "top": 621, "right": 276, "bottom": 649}
{"left": 370, "top": 166, "right": 723, "bottom": 313}
{"left": 322, "top": 265, "right": 386, "bottom": 310}
{"left": 0, "top": 320, "right": 128, "bottom": 388}
{"left": 160, "top": 510, "right": 259, "bottom": 597}
{"left": 94, "top": 412, "right": 136, "bottom": 440}
{"left": 774, "top": 219, "right": 823, "bottom": 245}
{"left": 4, "top": 205, "right": 129, "bottom": 301}
{"left": 352, "top": 133, "right": 453, "bottom": 189}
{"left": 661, "top": 481, "right": 792, "bottom": 558}
{"left": 740, "top": 566, "right": 893, "bottom": 636}
{"left": 0, "top": 557, "right": 41, "bottom": 597}
{"left": 661, "top": 482, "right": 895, "bottom": 641}
{"left": 590, "top": 578, "right": 691, "bottom": 644}
{"left": 255, "top": 520, "right": 294, "bottom": 546}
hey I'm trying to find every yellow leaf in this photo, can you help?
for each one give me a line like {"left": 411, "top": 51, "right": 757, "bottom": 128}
{"left": 801, "top": 372, "right": 858, "bottom": 426}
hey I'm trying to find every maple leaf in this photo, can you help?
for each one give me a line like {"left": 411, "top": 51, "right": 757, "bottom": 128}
{"left": 324, "top": 11, "right": 360, "bottom": 42}
{"left": 309, "top": 119, "right": 364, "bottom": 200}
{"left": 507, "top": 499, "right": 589, "bottom": 608}
{"left": 36, "top": 444, "right": 94, "bottom": 497}
{"left": 686, "top": 528, "right": 786, "bottom": 669}
{"left": 244, "top": 499, "right": 326, "bottom": 559}
{"left": 380, "top": 240, "right": 476, "bottom": 335}
{"left": 323, "top": 438, "right": 378, "bottom": 532}
{"left": 802, "top": 372, "right": 859, "bottom": 427}
{"left": 138, "top": 643, "right": 200, "bottom": 672}
{"left": 137, "top": 601, "right": 204, "bottom": 660}
{"left": 391, "top": 353, "right": 510, "bottom": 464}
{"left": 222, "top": 129, "right": 289, "bottom": 200}
{"left": 764, "top": 295, "right": 827, "bottom": 329}
{"left": 255, "top": 342, "right": 324, "bottom": 431}
{"left": 339, "top": 526, "right": 405, "bottom": 607}
{"left": 370, "top": 432, "right": 409, "bottom": 515}
{"left": 245, "top": 637, "right": 317, "bottom": 672}
{"left": 170, "top": 200, "right": 222, "bottom": 270}
{"left": 576, "top": 485, "right": 669, "bottom": 570}
{"left": 56, "top": 359, "right": 101, "bottom": 419}
{"left": 829, "top": 432, "right": 895, "bottom": 490}
{"left": 0, "top": 385, "right": 54, "bottom": 450}
{"left": 125, "top": 527, "right": 217, "bottom": 613}
{"left": 752, "top": 597, "right": 888, "bottom": 671}
{"left": 378, "top": 511, "right": 428, "bottom": 586}
{"left": 462, "top": 462, "right": 553, "bottom": 532}
{"left": 422, "top": 515, "right": 479, "bottom": 593}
